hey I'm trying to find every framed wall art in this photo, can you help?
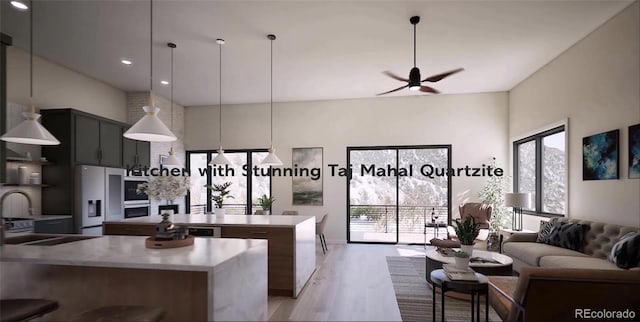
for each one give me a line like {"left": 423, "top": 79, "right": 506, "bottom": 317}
{"left": 629, "top": 123, "right": 640, "bottom": 179}
{"left": 582, "top": 129, "right": 619, "bottom": 180}
{"left": 292, "top": 147, "right": 323, "bottom": 205}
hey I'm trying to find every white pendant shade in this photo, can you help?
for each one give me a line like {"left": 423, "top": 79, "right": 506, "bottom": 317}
{"left": 261, "top": 147, "right": 282, "bottom": 166}
{"left": 1, "top": 112, "right": 60, "bottom": 145}
{"left": 124, "top": 105, "right": 177, "bottom": 142}
{"left": 209, "top": 148, "right": 232, "bottom": 165}
{"left": 162, "top": 147, "right": 182, "bottom": 168}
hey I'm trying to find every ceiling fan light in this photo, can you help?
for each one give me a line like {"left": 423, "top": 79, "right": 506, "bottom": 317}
{"left": 408, "top": 85, "right": 421, "bottom": 91}
{"left": 209, "top": 149, "right": 233, "bottom": 166}
{"left": 124, "top": 105, "right": 177, "bottom": 142}
{"left": 1, "top": 112, "right": 60, "bottom": 145}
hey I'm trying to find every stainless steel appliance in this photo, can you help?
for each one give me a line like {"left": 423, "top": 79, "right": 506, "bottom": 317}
{"left": 124, "top": 177, "right": 149, "bottom": 203}
{"left": 75, "top": 166, "right": 125, "bottom": 235}
{"left": 187, "top": 226, "right": 221, "bottom": 237}
{"left": 124, "top": 203, "right": 150, "bottom": 219}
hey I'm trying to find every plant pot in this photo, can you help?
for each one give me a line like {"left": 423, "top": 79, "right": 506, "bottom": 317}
{"left": 215, "top": 207, "right": 225, "bottom": 216}
{"left": 263, "top": 210, "right": 270, "bottom": 216}
{"left": 454, "top": 256, "right": 470, "bottom": 269}
{"left": 461, "top": 244, "right": 474, "bottom": 257}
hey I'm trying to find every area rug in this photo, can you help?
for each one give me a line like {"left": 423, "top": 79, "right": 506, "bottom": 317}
{"left": 386, "top": 256, "right": 501, "bottom": 322}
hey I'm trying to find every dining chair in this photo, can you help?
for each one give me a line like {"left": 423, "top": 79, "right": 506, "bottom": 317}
{"left": 316, "top": 213, "right": 328, "bottom": 254}
{"left": 281, "top": 210, "right": 299, "bottom": 216}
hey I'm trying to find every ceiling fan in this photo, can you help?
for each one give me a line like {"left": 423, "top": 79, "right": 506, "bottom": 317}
{"left": 377, "top": 16, "right": 464, "bottom": 96}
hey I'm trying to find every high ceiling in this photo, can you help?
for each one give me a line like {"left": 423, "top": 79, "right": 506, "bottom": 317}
{"left": 1, "top": 0, "right": 633, "bottom": 107}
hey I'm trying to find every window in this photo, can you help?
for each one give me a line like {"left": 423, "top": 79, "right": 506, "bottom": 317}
{"left": 514, "top": 125, "right": 566, "bottom": 216}
{"left": 186, "top": 150, "right": 271, "bottom": 214}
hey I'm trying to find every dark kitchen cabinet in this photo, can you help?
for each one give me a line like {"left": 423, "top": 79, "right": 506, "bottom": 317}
{"left": 74, "top": 114, "right": 122, "bottom": 167}
{"left": 34, "top": 217, "right": 73, "bottom": 234}
{"left": 122, "top": 138, "right": 150, "bottom": 169}
{"left": 0, "top": 33, "right": 13, "bottom": 184}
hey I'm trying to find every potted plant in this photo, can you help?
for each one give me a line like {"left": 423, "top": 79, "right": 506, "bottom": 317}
{"left": 452, "top": 216, "right": 480, "bottom": 256}
{"left": 257, "top": 194, "right": 275, "bottom": 215}
{"left": 453, "top": 250, "right": 471, "bottom": 269}
{"left": 205, "top": 182, "right": 234, "bottom": 216}
{"left": 478, "top": 157, "right": 511, "bottom": 251}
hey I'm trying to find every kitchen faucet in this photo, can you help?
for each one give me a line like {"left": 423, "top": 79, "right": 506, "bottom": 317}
{"left": 0, "top": 190, "right": 34, "bottom": 246}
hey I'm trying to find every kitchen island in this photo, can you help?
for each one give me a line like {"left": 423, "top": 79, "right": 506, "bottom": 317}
{"left": 0, "top": 235, "right": 268, "bottom": 321}
{"left": 103, "top": 214, "right": 316, "bottom": 298}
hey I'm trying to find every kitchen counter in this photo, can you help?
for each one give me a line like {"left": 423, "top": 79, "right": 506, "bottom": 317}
{"left": 111, "top": 213, "right": 314, "bottom": 227}
{"left": 5, "top": 214, "right": 72, "bottom": 221}
{"left": 1, "top": 235, "right": 268, "bottom": 321}
{"left": 103, "top": 214, "right": 316, "bottom": 298}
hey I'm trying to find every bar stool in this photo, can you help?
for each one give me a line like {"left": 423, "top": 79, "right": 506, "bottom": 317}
{"left": 70, "top": 305, "right": 165, "bottom": 322}
{"left": 0, "top": 299, "right": 59, "bottom": 322}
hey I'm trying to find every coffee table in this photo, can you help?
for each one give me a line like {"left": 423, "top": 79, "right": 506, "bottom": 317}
{"left": 426, "top": 249, "right": 513, "bottom": 278}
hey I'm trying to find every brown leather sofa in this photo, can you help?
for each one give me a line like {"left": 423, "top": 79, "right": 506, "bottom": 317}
{"left": 488, "top": 267, "right": 640, "bottom": 322}
{"left": 503, "top": 218, "right": 640, "bottom": 272}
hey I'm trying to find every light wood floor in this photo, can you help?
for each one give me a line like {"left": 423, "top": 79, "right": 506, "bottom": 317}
{"left": 268, "top": 243, "right": 430, "bottom": 321}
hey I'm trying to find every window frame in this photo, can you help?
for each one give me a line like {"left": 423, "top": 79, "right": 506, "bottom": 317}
{"left": 185, "top": 149, "right": 271, "bottom": 214}
{"left": 513, "top": 124, "right": 567, "bottom": 217}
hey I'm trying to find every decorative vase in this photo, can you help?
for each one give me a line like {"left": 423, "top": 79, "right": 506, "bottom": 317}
{"left": 454, "top": 256, "right": 470, "bottom": 269}
{"left": 461, "top": 244, "right": 474, "bottom": 257}
{"left": 215, "top": 207, "right": 225, "bottom": 216}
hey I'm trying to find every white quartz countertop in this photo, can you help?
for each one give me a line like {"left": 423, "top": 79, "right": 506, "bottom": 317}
{"left": 105, "top": 214, "right": 316, "bottom": 227}
{"left": 1, "top": 235, "right": 267, "bottom": 272}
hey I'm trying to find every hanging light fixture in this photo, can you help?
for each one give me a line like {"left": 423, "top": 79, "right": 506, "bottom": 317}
{"left": 260, "top": 34, "right": 282, "bottom": 166}
{"left": 1, "top": 1, "right": 60, "bottom": 145}
{"left": 162, "top": 42, "right": 182, "bottom": 168}
{"left": 123, "top": 0, "right": 176, "bottom": 142}
{"left": 209, "top": 39, "right": 232, "bottom": 165}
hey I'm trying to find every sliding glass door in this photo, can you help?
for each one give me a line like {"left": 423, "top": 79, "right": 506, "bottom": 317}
{"left": 347, "top": 145, "right": 451, "bottom": 244}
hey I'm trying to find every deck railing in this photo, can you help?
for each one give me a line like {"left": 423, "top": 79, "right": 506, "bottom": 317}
{"left": 349, "top": 204, "right": 449, "bottom": 233}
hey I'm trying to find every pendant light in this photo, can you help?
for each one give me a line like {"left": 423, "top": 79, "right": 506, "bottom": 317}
{"left": 161, "top": 42, "right": 181, "bottom": 168}
{"left": 260, "top": 34, "right": 282, "bottom": 166}
{"left": 123, "top": 0, "right": 176, "bottom": 143}
{"left": 1, "top": 1, "right": 60, "bottom": 145}
{"left": 209, "top": 39, "right": 232, "bottom": 165}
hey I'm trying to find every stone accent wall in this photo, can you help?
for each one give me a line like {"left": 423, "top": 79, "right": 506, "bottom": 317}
{"left": 126, "top": 92, "right": 186, "bottom": 215}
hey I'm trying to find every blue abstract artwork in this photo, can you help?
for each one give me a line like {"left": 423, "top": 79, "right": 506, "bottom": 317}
{"left": 583, "top": 129, "right": 619, "bottom": 180}
{"left": 629, "top": 124, "right": 640, "bottom": 179}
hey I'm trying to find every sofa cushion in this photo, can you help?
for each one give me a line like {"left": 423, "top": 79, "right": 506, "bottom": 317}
{"left": 609, "top": 232, "right": 640, "bottom": 269}
{"left": 536, "top": 218, "right": 558, "bottom": 243}
{"left": 503, "top": 242, "right": 587, "bottom": 266}
{"left": 539, "top": 255, "right": 623, "bottom": 270}
{"left": 545, "top": 222, "right": 587, "bottom": 252}
{"left": 558, "top": 218, "right": 640, "bottom": 259}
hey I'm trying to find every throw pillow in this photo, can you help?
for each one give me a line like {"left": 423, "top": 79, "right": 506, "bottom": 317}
{"left": 609, "top": 232, "right": 640, "bottom": 269}
{"left": 545, "top": 222, "right": 586, "bottom": 252}
{"left": 536, "top": 218, "right": 558, "bottom": 243}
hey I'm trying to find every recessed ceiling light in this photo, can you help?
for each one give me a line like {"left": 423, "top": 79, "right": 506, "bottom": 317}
{"left": 120, "top": 59, "right": 132, "bottom": 65}
{"left": 160, "top": 80, "right": 169, "bottom": 85}
{"left": 10, "top": 1, "right": 29, "bottom": 10}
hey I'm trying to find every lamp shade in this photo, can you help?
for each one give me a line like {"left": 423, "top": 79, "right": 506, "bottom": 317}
{"left": 261, "top": 147, "right": 282, "bottom": 166}
{"left": 124, "top": 105, "right": 177, "bottom": 142}
{"left": 209, "top": 149, "right": 232, "bottom": 165}
{"left": 162, "top": 147, "right": 182, "bottom": 168}
{"left": 1, "top": 112, "right": 60, "bottom": 145}
{"left": 504, "top": 192, "right": 531, "bottom": 208}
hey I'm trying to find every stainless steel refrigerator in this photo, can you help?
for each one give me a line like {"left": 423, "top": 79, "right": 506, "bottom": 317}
{"left": 75, "top": 165, "right": 124, "bottom": 235}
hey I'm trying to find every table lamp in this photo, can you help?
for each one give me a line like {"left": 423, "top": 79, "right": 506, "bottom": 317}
{"left": 504, "top": 193, "right": 531, "bottom": 231}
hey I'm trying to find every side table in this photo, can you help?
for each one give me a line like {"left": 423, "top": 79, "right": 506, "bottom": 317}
{"left": 430, "top": 269, "right": 488, "bottom": 322}
{"left": 498, "top": 228, "right": 535, "bottom": 253}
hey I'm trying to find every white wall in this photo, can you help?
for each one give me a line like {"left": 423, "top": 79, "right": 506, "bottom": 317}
{"left": 185, "top": 92, "right": 509, "bottom": 242}
{"left": 510, "top": 2, "right": 640, "bottom": 229}
{"left": 6, "top": 47, "right": 127, "bottom": 122}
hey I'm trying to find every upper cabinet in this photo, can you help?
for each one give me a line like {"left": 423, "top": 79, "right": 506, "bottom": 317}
{"left": 41, "top": 109, "right": 145, "bottom": 169}
{"left": 122, "top": 138, "right": 150, "bottom": 170}
{"left": 73, "top": 114, "right": 122, "bottom": 167}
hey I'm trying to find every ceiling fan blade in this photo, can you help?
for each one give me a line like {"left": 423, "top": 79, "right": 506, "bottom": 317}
{"left": 422, "top": 68, "right": 464, "bottom": 83}
{"left": 383, "top": 71, "right": 409, "bottom": 82}
{"left": 419, "top": 85, "right": 440, "bottom": 94}
{"left": 376, "top": 84, "right": 409, "bottom": 96}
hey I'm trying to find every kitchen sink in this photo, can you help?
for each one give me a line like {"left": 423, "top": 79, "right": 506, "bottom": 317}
{"left": 5, "top": 234, "right": 99, "bottom": 246}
